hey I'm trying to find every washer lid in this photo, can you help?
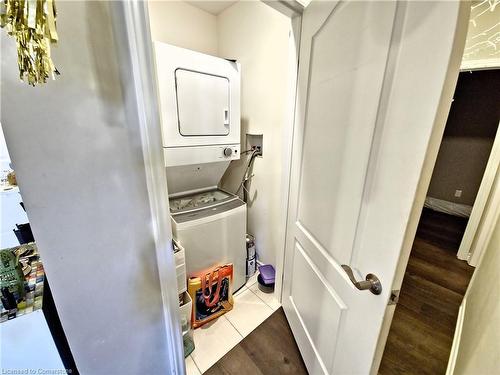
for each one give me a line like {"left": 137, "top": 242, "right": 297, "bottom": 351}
{"left": 172, "top": 198, "right": 245, "bottom": 224}
{"left": 169, "top": 189, "right": 235, "bottom": 214}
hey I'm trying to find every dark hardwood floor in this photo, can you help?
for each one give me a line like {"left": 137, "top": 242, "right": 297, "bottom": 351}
{"left": 206, "top": 209, "right": 473, "bottom": 375}
{"left": 379, "top": 208, "right": 475, "bottom": 375}
{"left": 206, "top": 308, "right": 308, "bottom": 375}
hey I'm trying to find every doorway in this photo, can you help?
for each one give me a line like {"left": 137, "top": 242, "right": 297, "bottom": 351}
{"left": 379, "top": 68, "right": 500, "bottom": 375}
{"left": 146, "top": 1, "right": 301, "bottom": 373}
{"left": 145, "top": 1, "right": 470, "bottom": 374}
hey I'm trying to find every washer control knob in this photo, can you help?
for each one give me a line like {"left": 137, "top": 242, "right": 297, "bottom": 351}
{"left": 223, "top": 147, "right": 233, "bottom": 157}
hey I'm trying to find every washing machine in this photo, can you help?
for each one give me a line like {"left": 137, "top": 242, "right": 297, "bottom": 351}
{"left": 169, "top": 189, "right": 247, "bottom": 291}
{"left": 154, "top": 42, "right": 246, "bottom": 292}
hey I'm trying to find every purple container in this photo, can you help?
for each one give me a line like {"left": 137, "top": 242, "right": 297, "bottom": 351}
{"left": 258, "top": 265, "right": 275, "bottom": 293}
{"left": 258, "top": 265, "right": 275, "bottom": 284}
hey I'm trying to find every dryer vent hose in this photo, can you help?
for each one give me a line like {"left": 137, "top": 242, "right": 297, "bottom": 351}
{"left": 236, "top": 148, "right": 261, "bottom": 203}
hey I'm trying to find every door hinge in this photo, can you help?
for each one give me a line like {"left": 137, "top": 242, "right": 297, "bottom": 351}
{"left": 388, "top": 290, "right": 400, "bottom": 305}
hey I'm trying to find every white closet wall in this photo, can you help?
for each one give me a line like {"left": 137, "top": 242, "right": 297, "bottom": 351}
{"left": 217, "top": 1, "right": 291, "bottom": 266}
{"left": 448, "top": 190, "right": 500, "bottom": 375}
{"left": 1, "top": 2, "right": 175, "bottom": 373}
{"left": 148, "top": 1, "right": 218, "bottom": 56}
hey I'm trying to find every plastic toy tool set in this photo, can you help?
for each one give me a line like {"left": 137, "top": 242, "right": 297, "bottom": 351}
{"left": 188, "top": 264, "right": 234, "bottom": 328}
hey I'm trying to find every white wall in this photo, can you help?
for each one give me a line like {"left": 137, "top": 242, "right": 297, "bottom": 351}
{"left": 148, "top": 1, "right": 218, "bottom": 56}
{"left": 450, "top": 178, "right": 500, "bottom": 374}
{"left": 1, "top": 2, "right": 174, "bottom": 373}
{"left": 217, "top": 1, "right": 292, "bottom": 266}
{"left": 0, "top": 123, "right": 11, "bottom": 172}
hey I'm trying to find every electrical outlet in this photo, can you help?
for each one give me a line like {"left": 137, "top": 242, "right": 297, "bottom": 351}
{"left": 246, "top": 134, "right": 263, "bottom": 157}
{"left": 454, "top": 189, "right": 462, "bottom": 198}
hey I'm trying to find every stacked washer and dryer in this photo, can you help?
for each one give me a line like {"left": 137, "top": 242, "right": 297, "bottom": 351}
{"left": 154, "top": 42, "right": 247, "bottom": 291}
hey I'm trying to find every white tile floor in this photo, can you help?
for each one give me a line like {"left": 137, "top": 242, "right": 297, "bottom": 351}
{"left": 186, "top": 272, "right": 280, "bottom": 374}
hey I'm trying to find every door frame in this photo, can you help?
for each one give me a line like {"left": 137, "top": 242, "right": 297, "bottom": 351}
{"left": 446, "top": 165, "right": 500, "bottom": 375}
{"left": 113, "top": 1, "right": 185, "bottom": 374}
{"left": 457, "top": 119, "right": 500, "bottom": 265}
{"left": 370, "top": 4, "right": 471, "bottom": 374}
{"left": 263, "top": 0, "right": 304, "bottom": 306}
{"left": 120, "top": 1, "right": 305, "bottom": 374}
{"left": 123, "top": 1, "right": 470, "bottom": 374}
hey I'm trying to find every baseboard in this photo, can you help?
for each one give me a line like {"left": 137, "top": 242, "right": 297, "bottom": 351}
{"left": 424, "top": 196, "right": 472, "bottom": 218}
{"left": 446, "top": 298, "right": 466, "bottom": 375}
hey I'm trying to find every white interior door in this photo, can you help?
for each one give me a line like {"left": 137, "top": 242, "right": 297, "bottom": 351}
{"left": 282, "top": 1, "right": 468, "bottom": 374}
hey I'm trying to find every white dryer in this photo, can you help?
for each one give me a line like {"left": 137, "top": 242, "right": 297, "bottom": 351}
{"left": 154, "top": 43, "right": 246, "bottom": 292}
{"left": 154, "top": 43, "right": 240, "bottom": 150}
{"left": 154, "top": 42, "right": 241, "bottom": 195}
{"left": 170, "top": 189, "right": 247, "bottom": 291}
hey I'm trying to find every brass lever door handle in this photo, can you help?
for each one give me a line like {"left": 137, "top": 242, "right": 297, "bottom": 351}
{"left": 341, "top": 265, "right": 382, "bottom": 295}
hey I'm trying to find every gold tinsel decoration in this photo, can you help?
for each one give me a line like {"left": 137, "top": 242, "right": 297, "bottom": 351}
{"left": 1, "top": 0, "right": 59, "bottom": 86}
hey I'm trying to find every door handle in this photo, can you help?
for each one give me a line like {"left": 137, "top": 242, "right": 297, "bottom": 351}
{"left": 341, "top": 265, "right": 382, "bottom": 295}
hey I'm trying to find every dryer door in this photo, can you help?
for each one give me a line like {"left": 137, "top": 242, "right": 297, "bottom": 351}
{"left": 176, "top": 69, "right": 230, "bottom": 137}
{"left": 154, "top": 42, "right": 241, "bottom": 148}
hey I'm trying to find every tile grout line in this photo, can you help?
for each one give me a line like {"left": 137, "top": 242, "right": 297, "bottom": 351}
{"left": 233, "top": 285, "right": 248, "bottom": 297}
{"left": 246, "top": 285, "right": 277, "bottom": 311}
{"left": 225, "top": 310, "right": 246, "bottom": 340}
{"left": 190, "top": 316, "right": 233, "bottom": 373}
{"left": 231, "top": 288, "right": 275, "bottom": 338}
{"left": 190, "top": 355, "right": 203, "bottom": 375}
{"left": 190, "top": 315, "right": 243, "bottom": 374}
{"left": 190, "top": 277, "right": 270, "bottom": 374}
{"left": 246, "top": 278, "right": 258, "bottom": 288}
{"left": 225, "top": 280, "right": 260, "bottom": 339}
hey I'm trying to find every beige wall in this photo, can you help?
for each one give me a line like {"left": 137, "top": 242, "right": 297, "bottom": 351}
{"left": 148, "top": 1, "right": 218, "bottom": 56}
{"left": 427, "top": 137, "right": 493, "bottom": 206}
{"left": 217, "top": 1, "right": 291, "bottom": 266}
{"left": 451, "top": 182, "right": 500, "bottom": 374}
{"left": 427, "top": 68, "right": 499, "bottom": 207}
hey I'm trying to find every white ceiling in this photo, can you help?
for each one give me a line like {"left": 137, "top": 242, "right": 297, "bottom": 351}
{"left": 186, "top": 1, "right": 237, "bottom": 15}
{"left": 463, "top": 1, "right": 500, "bottom": 63}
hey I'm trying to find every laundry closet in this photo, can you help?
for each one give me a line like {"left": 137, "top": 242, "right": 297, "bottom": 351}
{"left": 147, "top": 1, "right": 297, "bottom": 371}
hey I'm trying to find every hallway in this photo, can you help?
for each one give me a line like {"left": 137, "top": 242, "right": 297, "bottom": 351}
{"left": 379, "top": 208, "right": 475, "bottom": 375}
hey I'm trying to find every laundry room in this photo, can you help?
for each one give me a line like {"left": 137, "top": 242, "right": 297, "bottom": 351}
{"left": 4, "top": 1, "right": 488, "bottom": 374}
{"left": 147, "top": 1, "right": 299, "bottom": 372}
